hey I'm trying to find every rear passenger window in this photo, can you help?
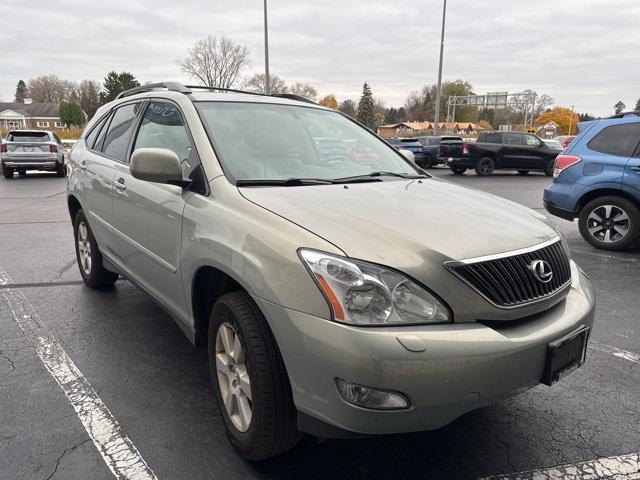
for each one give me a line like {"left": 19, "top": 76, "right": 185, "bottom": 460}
{"left": 504, "top": 133, "right": 523, "bottom": 145}
{"left": 102, "top": 103, "right": 141, "bottom": 162}
{"left": 84, "top": 115, "right": 109, "bottom": 150}
{"left": 588, "top": 123, "right": 640, "bottom": 157}
{"left": 133, "top": 102, "right": 207, "bottom": 194}
{"left": 485, "top": 132, "right": 501, "bottom": 143}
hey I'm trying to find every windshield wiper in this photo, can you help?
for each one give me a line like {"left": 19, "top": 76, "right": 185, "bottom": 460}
{"left": 236, "top": 178, "right": 334, "bottom": 187}
{"left": 334, "top": 171, "right": 427, "bottom": 182}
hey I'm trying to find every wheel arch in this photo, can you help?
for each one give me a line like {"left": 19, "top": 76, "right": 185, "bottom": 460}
{"left": 191, "top": 264, "right": 249, "bottom": 347}
{"left": 67, "top": 195, "right": 82, "bottom": 223}
{"left": 575, "top": 188, "right": 640, "bottom": 214}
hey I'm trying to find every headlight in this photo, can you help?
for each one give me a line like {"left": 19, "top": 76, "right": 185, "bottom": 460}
{"left": 299, "top": 249, "right": 451, "bottom": 326}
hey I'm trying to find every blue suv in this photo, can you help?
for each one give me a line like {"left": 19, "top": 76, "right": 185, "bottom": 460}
{"left": 544, "top": 112, "right": 640, "bottom": 251}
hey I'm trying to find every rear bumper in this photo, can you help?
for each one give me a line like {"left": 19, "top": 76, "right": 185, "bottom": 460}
{"left": 254, "top": 262, "right": 595, "bottom": 437}
{"left": 543, "top": 199, "right": 575, "bottom": 221}
{"left": 2, "top": 159, "right": 60, "bottom": 170}
{"left": 543, "top": 184, "right": 577, "bottom": 221}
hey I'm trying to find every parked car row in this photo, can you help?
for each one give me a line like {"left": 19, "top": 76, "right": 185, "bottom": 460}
{"left": 386, "top": 135, "right": 464, "bottom": 169}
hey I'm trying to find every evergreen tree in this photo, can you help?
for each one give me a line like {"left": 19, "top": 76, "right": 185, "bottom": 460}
{"left": 357, "top": 82, "right": 375, "bottom": 129}
{"left": 59, "top": 101, "right": 85, "bottom": 127}
{"left": 635, "top": 98, "right": 640, "bottom": 112}
{"left": 14, "top": 80, "right": 28, "bottom": 103}
{"left": 614, "top": 101, "right": 626, "bottom": 115}
{"left": 99, "top": 71, "right": 140, "bottom": 104}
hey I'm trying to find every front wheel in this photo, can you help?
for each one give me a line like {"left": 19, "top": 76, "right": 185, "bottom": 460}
{"left": 2, "top": 165, "right": 13, "bottom": 179}
{"left": 209, "top": 292, "right": 300, "bottom": 460}
{"left": 475, "top": 157, "right": 495, "bottom": 176}
{"left": 73, "top": 209, "right": 119, "bottom": 288}
{"left": 578, "top": 196, "right": 640, "bottom": 251}
{"left": 449, "top": 164, "right": 467, "bottom": 175}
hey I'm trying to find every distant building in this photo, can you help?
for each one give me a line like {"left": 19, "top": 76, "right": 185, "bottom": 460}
{"left": 377, "top": 121, "right": 481, "bottom": 138}
{"left": 0, "top": 100, "right": 65, "bottom": 130}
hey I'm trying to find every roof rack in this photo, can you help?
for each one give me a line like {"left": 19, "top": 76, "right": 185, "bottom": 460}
{"left": 115, "top": 82, "right": 319, "bottom": 105}
{"left": 607, "top": 111, "right": 640, "bottom": 119}
{"left": 270, "top": 93, "right": 318, "bottom": 105}
{"left": 185, "top": 85, "right": 264, "bottom": 97}
{"left": 116, "top": 82, "right": 192, "bottom": 99}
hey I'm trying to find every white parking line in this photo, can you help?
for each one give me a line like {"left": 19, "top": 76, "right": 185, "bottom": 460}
{"left": 589, "top": 340, "right": 640, "bottom": 364}
{"left": 481, "top": 452, "right": 640, "bottom": 479}
{"left": 0, "top": 268, "right": 158, "bottom": 480}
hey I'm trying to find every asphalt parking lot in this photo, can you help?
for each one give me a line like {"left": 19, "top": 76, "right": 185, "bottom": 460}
{"left": 0, "top": 168, "right": 638, "bottom": 480}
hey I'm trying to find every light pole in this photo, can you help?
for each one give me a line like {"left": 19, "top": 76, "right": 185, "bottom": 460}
{"left": 263, "top": 0, "right": 271, "bottom": 94}
{"left": 433, "top": 0, "right": 447, "bottom": 135}
{"left": 568, "top": 104, "right": 575, "bottom": 135}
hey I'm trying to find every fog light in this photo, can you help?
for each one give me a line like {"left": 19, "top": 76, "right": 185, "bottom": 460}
{"left": 335, "top": 378, "right": 409, "bottom": 410}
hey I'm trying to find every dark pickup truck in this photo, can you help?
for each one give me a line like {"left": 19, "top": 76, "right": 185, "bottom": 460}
{"left": 415, "top": 136, "right": 464, "bottom": 168}
{"left": 449, "top": 131, "right": 560, "bottom": 176}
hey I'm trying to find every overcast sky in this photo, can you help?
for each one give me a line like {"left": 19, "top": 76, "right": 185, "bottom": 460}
{"left": 1, "top": 0, "right": 638, "bottom": 116}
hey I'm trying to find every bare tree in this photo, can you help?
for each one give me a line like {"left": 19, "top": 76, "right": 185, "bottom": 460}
{"left": 177, "top": 35, "right": 251, "bottom": 88}
{"left": 27, "top": 75, "right": 76, "bottom": 103}
{"left": 79, "top": 80, "right": 102, "bottom": 120}
{"left": 288, "top": 82, "right": 317, "bottom": 101}
{"left": 244, "top": 73, "right": 287, "bottom": 94}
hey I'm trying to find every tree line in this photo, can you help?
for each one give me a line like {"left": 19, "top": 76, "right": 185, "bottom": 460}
{"left": 11, "top": 34, "right": 625, "bottom": 131}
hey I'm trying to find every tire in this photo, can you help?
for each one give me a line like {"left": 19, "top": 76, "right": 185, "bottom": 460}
{"left": 578, "top": 196, "right": 640, "bottom": 251}
{"left": 517, "top": 170, "right": 530, "bottom": 175}
{"left": 209, "top": 291, "right": 300, "bottom": 461}
{"left": 475, "top": 157, "right": 495, "bottom": 176}
{"left": 419, "top": 157, "right": 433, "bottom": 169}
{"left": 2, "top": 165, "right": 13, "bottom": 179}
{"left": 18, "top": 169, "right": 27, "bottom": 177}
{"left": 56, "top": 163, "right": 66, "bottom": 177}
{"left": 544, "top": 161, "right": 554, "bottom": 177}
{"left": 449, "top": 164, "right": 467, "bottom": 175}
{"left": 73, "top": 209, "right": 119, "bottom": 288}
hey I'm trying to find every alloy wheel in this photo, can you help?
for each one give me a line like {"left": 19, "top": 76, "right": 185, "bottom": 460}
{"left": 77, "top": 221, "right": 92, "bottom": 275}
{"left": 215, "top": 322, "right": 252, "bottom": 432}
{"left": 587, "top": 205, "right": 630, "bottom": 243}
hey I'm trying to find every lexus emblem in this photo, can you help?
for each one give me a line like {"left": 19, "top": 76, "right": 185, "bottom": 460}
{"left": 530, "top": 260, "right": 553, "bottom": 283}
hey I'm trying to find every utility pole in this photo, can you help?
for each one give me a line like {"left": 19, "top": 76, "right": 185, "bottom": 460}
{"left": 433, "top": 0, "right": 447, "bottom": 136}
{"left": 568, "top": 104, "right": 575, "bottom": 135}
{"left": 264, "top": 0, "right": 271, "bottom": 94}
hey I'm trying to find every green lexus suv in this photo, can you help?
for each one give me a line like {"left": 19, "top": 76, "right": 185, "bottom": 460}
{"left": 67, "top": 83, "right": 596, "bottom": 460}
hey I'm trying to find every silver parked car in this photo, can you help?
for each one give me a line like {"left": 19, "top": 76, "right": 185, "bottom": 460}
{"left": 1, "top": 129, "right": 66, "bottom": 178}
{"left": 66, "top": 83, "right": 596, "bottom": 460}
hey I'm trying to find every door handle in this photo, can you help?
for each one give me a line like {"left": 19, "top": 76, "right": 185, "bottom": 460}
{"left": 79, "top": 160, "right": 87, "bottom": 170}
{"left": 630, "top": 166, "right": 640, "bottom": 173}
{"left": 114, "top": 178, "right": 126, "bottom": 191}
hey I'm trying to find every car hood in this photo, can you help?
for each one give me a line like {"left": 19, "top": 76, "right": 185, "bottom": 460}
{"left": 239, "top": 178, "right": 559, "bottom": 264}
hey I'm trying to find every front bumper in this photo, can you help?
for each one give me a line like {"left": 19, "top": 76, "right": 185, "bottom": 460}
{"left": 254, "top": 262, "right": 595, "bottom": 436}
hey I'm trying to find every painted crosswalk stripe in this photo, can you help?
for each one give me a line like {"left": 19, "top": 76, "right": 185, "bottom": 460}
{"left": 0, "top": 268, "right": 158, "bottom": 480}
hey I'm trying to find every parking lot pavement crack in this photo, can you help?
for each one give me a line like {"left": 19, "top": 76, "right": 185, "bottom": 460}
{"left": 0, "top": 350, "right": 16, "bottom": 372}
{"left": 44, "top": 439, "right": 91, "bottom": 480}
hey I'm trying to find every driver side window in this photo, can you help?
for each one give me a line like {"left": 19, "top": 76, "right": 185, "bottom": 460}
{"left": 133, "top": 102, "right": 206, "bottom": 194}
{"left": 524, "top": 134, "right": 541, "bottom": 147}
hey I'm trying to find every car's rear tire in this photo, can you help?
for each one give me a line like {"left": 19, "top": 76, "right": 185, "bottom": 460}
{"left": 208, "top": 291, "right": 301, "bottom": 461}
{"left": 545, "top": 161, "right": 554, "bottom": 177}
{"left": 56, "top": 163, "right": 66, "bottom": 177}
{"left": 2, "top": 166, "right": 13, "bottom": 179}
{"left": 475, "top": 157, "right": 495, "bottom": 176}
{"left": 73, "top": 209, "right": 119, "bottom": 288}
{"left": 18, "top": 169, "right": 27, "bottom": 177}
{"left": 578, "top": 196, "right": 640, "bottom": 251}
{"left": 419, "top": 157, "right": 433, "bottom": 169}
{"left": 449, "top": 164, "right": 467, "bottom": 175}
{"left": 517, "top": 170, "right": 530, "bottom": 175}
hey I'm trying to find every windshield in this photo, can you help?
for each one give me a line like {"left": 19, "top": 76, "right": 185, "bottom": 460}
{"left": 8, "top": 132, "right": 50, "bottom": 142}
{"left": 196, "top": 102, "right": 419, "bottom": 182}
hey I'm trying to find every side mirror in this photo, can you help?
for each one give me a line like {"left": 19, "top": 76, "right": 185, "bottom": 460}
{"left": 130, "top": 148, "right": 190, "bottom": 187}
{"left": 399, "top": 149, "right": 415, "bottom": 163}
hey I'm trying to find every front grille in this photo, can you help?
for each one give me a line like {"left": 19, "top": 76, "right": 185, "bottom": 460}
{"left": 446, "top": 239, "right": 571, "bottom": 308}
